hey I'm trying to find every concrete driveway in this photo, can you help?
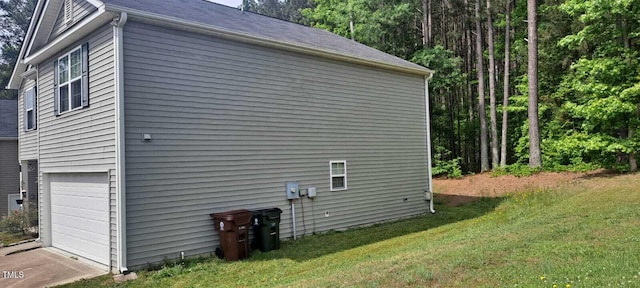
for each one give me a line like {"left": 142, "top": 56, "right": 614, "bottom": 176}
{"left": 0, "top": 241, "right": 107, "bottom": 288}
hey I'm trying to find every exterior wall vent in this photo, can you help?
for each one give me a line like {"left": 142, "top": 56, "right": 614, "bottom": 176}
{"left": 64, "top": 0, "right": 73, "bottom": 25}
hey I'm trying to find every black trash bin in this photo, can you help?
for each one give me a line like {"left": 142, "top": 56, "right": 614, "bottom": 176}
{"left": 211, "top": 209, "right": 253, "bottom": 261}
{"left": 251, "top": 208, "right": 283, "bottom": 252}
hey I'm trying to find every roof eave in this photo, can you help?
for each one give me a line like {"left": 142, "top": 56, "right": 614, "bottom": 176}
{"left": 8, "top": 0, "right": 107, "bottom": 90}
{"left": 103, "top": 4, "right": 434, "bottom": 76}
{"left": 23, "top": 8, "right": 112, "bottom": 65}
{"left": 7, "top": 0, "right": 46, "bottom": 90}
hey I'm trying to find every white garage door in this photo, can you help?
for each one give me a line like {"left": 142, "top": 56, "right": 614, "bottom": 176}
{"left": 50, "top": 173, "right": 109, "bottom": 265}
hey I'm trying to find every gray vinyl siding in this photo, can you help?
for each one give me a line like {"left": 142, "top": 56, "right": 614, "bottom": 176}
{"left": 18, "top": 78, "right": 37, "bottom": 161}
{"left": 28, "top": 161, "right": 38, "bottom": 211}
{"left": 0, "top": 140, "right": 19, "bottom": 217}
{"left": 123, "top": 22, "right": 429, "bottom": 266}
{"left": 48, "top": 0, "right": 97, "bottom": 42}
{"left": 38, "top": 24, "right": 115, "bottom": 171}
{"left": 36, "top": 24, "right": 117, "bottom": 268}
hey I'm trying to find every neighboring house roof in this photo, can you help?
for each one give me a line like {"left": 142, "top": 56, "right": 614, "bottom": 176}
{"left": 101, "top": 0, "right": 432, "bottom": 75}
{"left": 0, "top": 99, "right": 18, "bottom": 138}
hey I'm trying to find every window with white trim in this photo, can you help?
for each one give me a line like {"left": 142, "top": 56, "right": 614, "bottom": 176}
{"left": 25, "top": 87, "right": 36, "bottom": 130}
{"left": 54, "top": 43, "right": 89, "bottom": 115}
{"left": 330, "top": 160, "right": 347, "bottom": 191}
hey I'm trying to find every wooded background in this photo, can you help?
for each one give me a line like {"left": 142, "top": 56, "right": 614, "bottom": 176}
{"left": 2, "top": 0, "right": 639, "bottom": 175}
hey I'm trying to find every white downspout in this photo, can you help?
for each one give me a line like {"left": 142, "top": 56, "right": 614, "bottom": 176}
{"left": 291, "top": 200, "right": 297, "bottom": 240}
{"left": 425, "top": 73, "right": 435, "bottom": 214}
{"left": 36, "top": 64, "right": 41, "bottom": 241}
{"left": 113, "top": 12, "right": 128, "bottom": 273}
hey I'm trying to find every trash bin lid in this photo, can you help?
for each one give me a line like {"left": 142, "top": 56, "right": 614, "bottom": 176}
{"left": 251, "top": 208, "right": 283, "bottom": 219}
{"left": 211, "top": 209, "right": 253, "bottom": 225}
{"left": 264, "top": 208, "right": 282, "bottom": 219}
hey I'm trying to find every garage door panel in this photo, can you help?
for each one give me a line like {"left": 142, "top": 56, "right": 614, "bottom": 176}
{"left": 51, "top": 197, "right": 108, "bottom": 217}
{"left": 51, "top": 224, "right": 107, "bottom": 248}
{"left": 52, "top": 231, "right": 109, "bottom": 264}
{"left": 50, "top": 206, "right": 105, "bottom": 222}
{"left": 51, "top": 213, "right": 109, "bottom": 235}
{"left": 50, "top": 173, "right": 109, "bottom": 266}
{"left": 52, "top": 186, "right": 109, "bottom": 198}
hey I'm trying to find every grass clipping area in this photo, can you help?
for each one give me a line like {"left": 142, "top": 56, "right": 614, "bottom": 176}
{"left": 65, "top": 173, "right": 640, "bottom": 288}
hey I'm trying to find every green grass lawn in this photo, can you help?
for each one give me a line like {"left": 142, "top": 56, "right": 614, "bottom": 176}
{"left": 63, "top": 173, "right": 640, "bottom": 287}
{"left": 0, "top": 231, "right": 35, "bottom": 246}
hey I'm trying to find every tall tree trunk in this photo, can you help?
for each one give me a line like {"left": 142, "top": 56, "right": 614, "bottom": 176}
{"left": 422, "top": 0, "right": 432, "bottom": 46}
{"left": 464, "top": 0, "right": 476, "bottom": 169}
{"left": 630, "top": 127, "right": 637, "bottom": 172}
{"left": 348, "top": 1, "right": 355, "bottom": 40}
{"left": 475, "top": 0, "right": 489, "bottom": 171}
{"left": 441, "top": 1, "right": 448, "bottom": 49}
{"left": 486, "top": 0, "right": 498, "bottom": 168}
{"left": 617, "top": 16, "right": 636, "bottom": 171}
{"left": 500, "top": 0, "right": 511, "bottom": 167}
{"left": 527, "top": 0, "right": 541, "bottom": 168}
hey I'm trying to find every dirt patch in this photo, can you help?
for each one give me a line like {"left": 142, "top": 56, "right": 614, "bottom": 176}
{"left": 433, "top": 170, "right": 607, "bottom": 206}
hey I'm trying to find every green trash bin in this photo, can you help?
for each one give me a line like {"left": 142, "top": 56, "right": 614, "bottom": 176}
{"left": 251, "top": 208, "right": 283, "bottom": 252}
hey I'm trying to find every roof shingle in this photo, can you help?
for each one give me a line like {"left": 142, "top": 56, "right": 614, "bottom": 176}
{"left": 102, "top": 0, "right": 431, "bottom": 74}
{"left": 0, "top": 99, "right": 18, "bottom": 138}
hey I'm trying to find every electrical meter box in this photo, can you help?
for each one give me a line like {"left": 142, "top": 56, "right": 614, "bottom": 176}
{"left": 286, "top": 182, "right": 299, "bottom": 199}
{"left": 307, "top": 187, "right": 317, "bottom": 198}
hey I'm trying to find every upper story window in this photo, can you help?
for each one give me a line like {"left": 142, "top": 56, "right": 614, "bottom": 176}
{"left": 25, "top": 87, "right": 36, "bottom": 131}
{"left": 330, "top": 160, "right": 347, "bottom": 191}
{"left": 54, "top": 43, "right": 89, "bottom": 115}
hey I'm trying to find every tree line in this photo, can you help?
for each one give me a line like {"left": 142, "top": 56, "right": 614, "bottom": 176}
{"left": 245, "top": 0, "right": 639, "bottom": 174}
{"left": 2, "top": 0, "right": 638, "bottom": 174}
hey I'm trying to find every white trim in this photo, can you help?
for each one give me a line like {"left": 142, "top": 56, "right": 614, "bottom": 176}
{"left": 36, "top": 64, "right": 41, "bottom": 242}
{"left": 113, "top": 11, "right": 128, "bottom": 274}
{"left": 40, "top": 0, "right": 62, "bottom": 52}
{"left": 329, "top": 160, "right": 348, "bottom": 191}
{"left": 23, "top": 8, "right": 110, "bottom": 65}
{"left": 85, "top": 0, "right": 104, "bottom": 9}
{"left": 101, "top": 4, "right": 434, "bottom": 77}
{"left": 56, "top": 45, "right": 84, "bottom": 114}
{"left": 41, "top": 173, "right": 51, "bottom": 246}
{"left": 25, "top": 0, "right": 52, "bottom": 61}
{"left": 7, "top": 0, "right": 45, "bottom": 89}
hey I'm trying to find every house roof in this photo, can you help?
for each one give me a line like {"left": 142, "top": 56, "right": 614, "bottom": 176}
{"left": 100, "top": 0, "right": 432, "bottom": 75}
{"left": 9, "top": 0, "right": 433, "bottom": 90}
{"left": 0, "top": 99, "right": 18, "bottom": 138}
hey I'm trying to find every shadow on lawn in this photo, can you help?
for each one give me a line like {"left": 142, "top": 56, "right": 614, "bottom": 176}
{"left": 576, "top": 169, "right": 630, "bottom": 180}
{"left": 250, "top": 195, "right": 503, "bottom": 262}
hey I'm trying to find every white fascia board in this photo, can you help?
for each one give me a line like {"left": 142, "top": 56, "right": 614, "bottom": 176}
{"left": 102, "top": 4, "right": 435, "bottom": 76}
{"left": 23, "top": 8, "right": 112, "bottom": 65}
{"left": 7, "top": 0, "right": 46, "bottom": 89}
{"left": 25, "top": 0, "right": 54, "bottom": 61}
{"left": 85, "top": 0, "right": 105, "bottom": 8}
